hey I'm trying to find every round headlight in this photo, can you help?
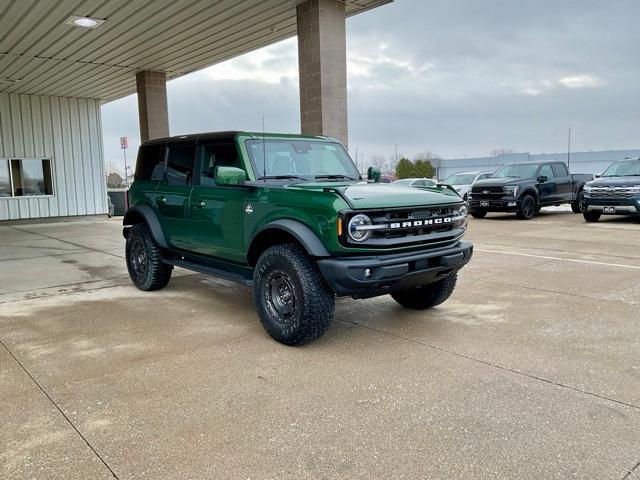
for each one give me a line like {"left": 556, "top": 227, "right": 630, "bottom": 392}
{"left": 348, "top": 214, "right": 372, "bottom": 242}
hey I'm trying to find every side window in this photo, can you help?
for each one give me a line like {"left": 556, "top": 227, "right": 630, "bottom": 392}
{"left": 539, "top": 164, "right": 554, "bottom": 180}
{"left": 165, "top": 144, "right": 196, "bottom": 186}
{"left": 199, "top": 143, "right": 242, "bottom": 186}
{"left": 478, "top": 173, "right": 490, "bottom": 180}
{"left": 413, "top": 180, "right": 425, "bottom": 186}
{"left": 552, "top": 163, "right": 568, "bottom": 177}
{"left": 135, "top": 144, "right": 165, "bottom": 181}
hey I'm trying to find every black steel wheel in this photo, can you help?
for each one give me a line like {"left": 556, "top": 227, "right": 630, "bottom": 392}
{"left": 125, "top": 223, "right": 173, "bottom": 291}
{"left": 253, "top": 243, "right": 334, "bottom": 346}
{"left": 517, "top": 194, "right": 536, "bottom": 220}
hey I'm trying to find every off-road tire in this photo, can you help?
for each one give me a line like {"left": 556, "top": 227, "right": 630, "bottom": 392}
{"left": 391, "top": 273, "right": 458, "bottom": 310}
{"left": 583, "top": 211, "right": 601, "bottom": 222}
{"left": 470, "top": 210, "right": 487, "bottom": 219}
{"left": 253, "top": 243, "right": 335, "bottom": 346}
{"left": 126, "top": 223, "right": 173, "bottom": 291}
{"left": 571, "top": 190, "right": 585, "bottom": 213}
{"left": 517, "top": 194, "right": 536, "bottom": 220}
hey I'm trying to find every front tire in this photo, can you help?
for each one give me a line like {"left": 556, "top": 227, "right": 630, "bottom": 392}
{"left": 391, "top": 273, "right": 457, "bottom": 310}
{"left": 125, "top": 223, "right": 173, "bottom": 291}
{"left": 572, "top": 191, "right": 585, "bottom": 213}
{"left": 470, "top": 210, "right": 487, "bottom": 219}
{"left": 583, "top": 211, "right": 601, "bottom": 222}
{"left": 517, "top": 194, "right": 536, "bottom": 220}
{"left": 253, "top": 244, "right": 335, "bottom": 346}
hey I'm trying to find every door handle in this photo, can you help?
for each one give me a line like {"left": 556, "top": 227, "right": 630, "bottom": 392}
{"left": 159, "top": 196, "right": 167, "bottom": 203}
{"left": 196, "top": 200, "right": 206, "bottom": 208}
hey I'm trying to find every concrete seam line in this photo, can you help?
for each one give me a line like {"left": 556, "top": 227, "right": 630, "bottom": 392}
{"left": 622, "top": 460, "right": 640, "bottom": 479}
{"left": 9, "top": 225, "right": 123, "bottom": 259}
{"left": 476, "top": 248, "right": 640, "bottom": 270}
{"left": 338, "top": 319, "right": 640, "bottom": 412}
{"left": 0, "top": 340, "right": 120, "bottom": 479}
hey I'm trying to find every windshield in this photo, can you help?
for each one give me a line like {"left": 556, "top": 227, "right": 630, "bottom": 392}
{"left": 602, "top": 159, "right": 640, "bottom": 177}
{"left": 492, "top": 163, "right": 538, "bottom": 179}
{"left": 245, "top": 139, "right": 359, "bottom": 180}
{"left": 444, "top": 173, "right": 476, "bottom": 185}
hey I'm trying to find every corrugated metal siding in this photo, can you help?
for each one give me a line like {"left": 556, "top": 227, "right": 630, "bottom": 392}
{"left": 0, "top": 93, "right": 106, "bottom": 221}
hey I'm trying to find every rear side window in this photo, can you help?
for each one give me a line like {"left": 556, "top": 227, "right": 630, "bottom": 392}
{"left": 552, "top": 163, "right": 568, "bottom": 177}
{"left": 166, "top": 144, "right": 196, "bottom": 186}
{"left": 135, "top": 144, "right": 165, "bottom": 181}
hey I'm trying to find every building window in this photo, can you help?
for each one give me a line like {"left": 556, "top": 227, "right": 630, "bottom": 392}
{"left": 0, "top": 159, "right": 54, "bottom": 197}
{"left": 0, "top": 160, "right": 11, "bottom": 197}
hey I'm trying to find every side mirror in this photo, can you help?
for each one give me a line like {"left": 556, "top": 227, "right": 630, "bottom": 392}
{"left": 594, "top": 174, "right": 601, "bottom": 178}
{"left": 537, "top": 175, "right": 548, "bottom": 183}
{"left": 215, "top": 166, "right": 246, "bottom": 186}
{"left": 367, "top": 166, "right": 381, "bottom": 183}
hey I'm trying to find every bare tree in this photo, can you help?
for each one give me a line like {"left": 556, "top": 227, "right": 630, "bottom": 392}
{"left": 370, "top": 154, "right": 388, "bottom": 172}
{"left": 413, "top": 151, "right": 439, "bottom": 161}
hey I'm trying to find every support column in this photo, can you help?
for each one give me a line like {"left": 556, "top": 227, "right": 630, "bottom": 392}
{"left": 297, "top": 0, "right": 348, "bottom": 147}
{"left": 136, "top": 71, "right": 169, "bottom": 142}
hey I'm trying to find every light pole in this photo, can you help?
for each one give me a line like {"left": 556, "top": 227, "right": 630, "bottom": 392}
{"left": 567, "top": 128, "right": 571, "bottom": 169}
{"left": 394, "top": 143, "right": 398, "bottom": 165}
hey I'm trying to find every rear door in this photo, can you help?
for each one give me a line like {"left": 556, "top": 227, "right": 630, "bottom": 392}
{"left": 536, "top": 163, "right": 557, "bottom": 205}
{"left": 155, "top": 142, "right": 196, "bottom": 250}
{"left": 552, "top": 162, "right": 573, "bottom": 202}
{"left": 188, "top": 141, "right": 249, "bottom": 263}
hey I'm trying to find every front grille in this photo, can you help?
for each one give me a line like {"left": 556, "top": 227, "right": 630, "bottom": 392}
{"left": 589, "top": 186, "right": 636, "bottom": 198}
{"left": 471, "top": 186, "right": 504, "bottom": 199}
{"left": 341, "top": 206, "right": 464, "bottom": 249}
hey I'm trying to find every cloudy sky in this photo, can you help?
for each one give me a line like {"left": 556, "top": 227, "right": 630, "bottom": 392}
{"left": 102, "top": 0, "right": 640, "bottom": 173}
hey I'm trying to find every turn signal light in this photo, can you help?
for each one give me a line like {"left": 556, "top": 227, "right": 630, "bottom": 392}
{"left": 337, "top": 218, "right": 343, "bottom": 236}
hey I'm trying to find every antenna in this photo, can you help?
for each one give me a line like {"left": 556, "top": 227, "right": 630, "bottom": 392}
{"left": 262, "top": 116, "right": 266, "bottom": 182}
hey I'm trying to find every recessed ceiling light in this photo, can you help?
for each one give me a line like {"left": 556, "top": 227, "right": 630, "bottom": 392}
{"left": 65, "top": 15, "right": 106, "bottom": 29}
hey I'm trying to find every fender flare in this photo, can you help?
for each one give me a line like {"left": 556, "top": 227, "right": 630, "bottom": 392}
{"left": 248, "top": 219, "right": 331, "bottom": 261}
{"left": 519, "top": 186, "right": 539, "bottom": 202}
{"left": 122, "top": 205, "right": 168, "bottom": 248}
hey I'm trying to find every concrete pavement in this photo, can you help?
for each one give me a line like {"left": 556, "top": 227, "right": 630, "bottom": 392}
{"left": 1, "top": 211, "right": 639, "bottom": 479}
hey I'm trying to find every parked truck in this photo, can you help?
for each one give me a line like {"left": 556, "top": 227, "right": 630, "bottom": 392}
{"left": 468, "top": 161, "right": 592, "bottom": 219}
{"left": 582, "top": 158, "right": 640, "bottom": 222}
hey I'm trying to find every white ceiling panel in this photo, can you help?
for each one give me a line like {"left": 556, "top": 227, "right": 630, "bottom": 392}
{"left": 0, "top": 0, "right": 390, "bottom": 102}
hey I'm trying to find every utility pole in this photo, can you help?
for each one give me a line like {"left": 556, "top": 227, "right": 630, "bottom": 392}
{"left": 567, "top": 128, "right": 571, "bottom": 169}
{"left": 394, "top": 144, "right": 399, "bottom": 165}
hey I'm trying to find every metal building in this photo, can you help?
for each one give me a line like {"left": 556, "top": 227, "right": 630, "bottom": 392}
{"left": 0, "top": 0, "right": 389, "bottom": 222}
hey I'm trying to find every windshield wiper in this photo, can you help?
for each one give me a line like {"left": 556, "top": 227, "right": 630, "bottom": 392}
{"left": 257, "top": 175, "right": 308, "bottom": 181}
{"left": 314, "top": 174, "right": 358, "bottom": 181}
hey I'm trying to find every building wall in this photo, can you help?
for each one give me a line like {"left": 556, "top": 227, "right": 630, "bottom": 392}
{"left": 0, "top": 93, "right": 106, "bottom": 221}
{"left": 440, "top": 149, "right": 640, "bottom": 179}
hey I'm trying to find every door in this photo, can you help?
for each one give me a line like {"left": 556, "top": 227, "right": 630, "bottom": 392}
{"left": 536, "top": 164, "right": 557, "bottom": 204}
{"left": 552, "top": 163, "right": 573, "bottom": 202}
{"left": 188, "top": 142, "right": 249, "bottom": 263}
{"left": 155, "top": 143, "right": 196, "bottom": 250}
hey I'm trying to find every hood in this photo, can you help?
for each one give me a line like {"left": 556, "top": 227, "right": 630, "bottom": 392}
{"left": 473, "top": 177, "right": 533, "bottom": 186}
{"left": 288, "top": 182, "right": 461, "bottom": 209}
{"left": 589, "top": 176, "right": 640, "bottom": 187}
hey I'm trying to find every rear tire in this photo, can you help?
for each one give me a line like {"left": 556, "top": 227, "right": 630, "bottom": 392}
{"left": 470, "top": 210, "right": 487, "bottom": 219}
{"left": 126, "top": 223, "right": 173, "bottom": 291}
{"left": 583, "top": 211, "right": 601, "bottom": 222}
{"left": 572, "top": 191, "right": 585, "bottom": 213}
{"left": 517, "top": 194, "right": 536, "bottom": 220}
{"left": 253, "top": 243, "right": 335, "bottom": 346}
{"left": 391, "top": 273, "right": 457, "bottom": 310}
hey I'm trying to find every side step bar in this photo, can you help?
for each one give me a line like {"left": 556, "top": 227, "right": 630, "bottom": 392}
{"left": 163, "top": 258, "right": 253, "bottom": 287}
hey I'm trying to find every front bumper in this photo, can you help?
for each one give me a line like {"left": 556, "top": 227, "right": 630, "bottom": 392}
{"left": 317, "top": 241, "right": 473, "bottom": 298}
{"left": 468, "top": 197, "right": 519, "bottom": 212}
{"left": 584, "top": 196, "right": 640, "bottom": 215}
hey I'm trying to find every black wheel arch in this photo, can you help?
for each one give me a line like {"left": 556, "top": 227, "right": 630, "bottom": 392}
{"left": 123, "top": 205, "right": 168, "bottom": 249}
{"left": 247, "top": 219, "right": 330, "bottom": 267}
{"left": 518, "top": 187, "right": 539, "bottom": 203}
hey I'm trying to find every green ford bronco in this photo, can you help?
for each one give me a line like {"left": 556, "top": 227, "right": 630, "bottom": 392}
{"left": 123, "top": 131, "right": 472, "bottom": 345}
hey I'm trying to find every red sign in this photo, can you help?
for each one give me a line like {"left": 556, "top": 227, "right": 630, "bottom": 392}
{"left": 120, "top": 136, "right": 128, "bottom": 149}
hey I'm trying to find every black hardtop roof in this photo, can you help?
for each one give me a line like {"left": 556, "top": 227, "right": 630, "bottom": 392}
{"left": 141, "top": 131, "right": 335, "bottom": 147}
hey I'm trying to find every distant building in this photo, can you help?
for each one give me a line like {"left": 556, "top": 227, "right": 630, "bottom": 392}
{"left": 439, "top": 149, "right": 640, "bottom": 179}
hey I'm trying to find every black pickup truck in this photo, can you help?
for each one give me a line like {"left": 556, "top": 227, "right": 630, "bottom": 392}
{"left": 582, "top": 158, "right": 640, "bottom": 222}
{"left": 468, "top": 161, "right": 593, "bottom": 220}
